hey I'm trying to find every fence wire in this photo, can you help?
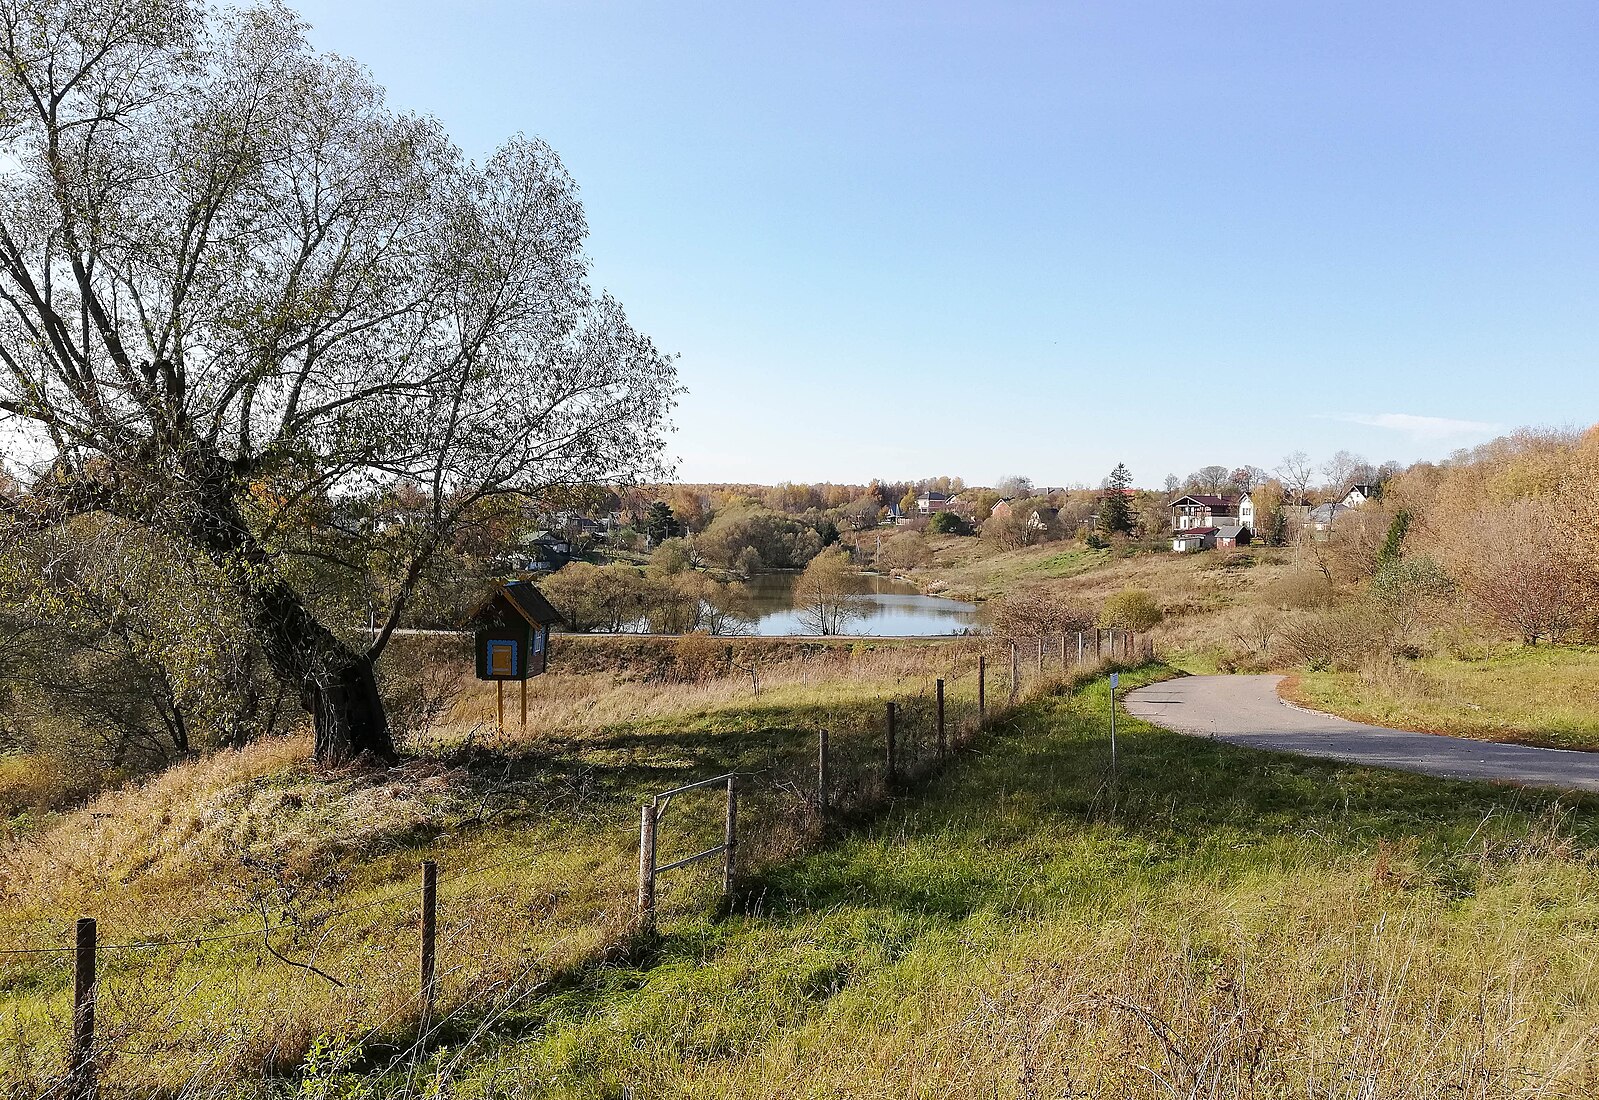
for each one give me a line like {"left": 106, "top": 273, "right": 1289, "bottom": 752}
{"left": 1, "top": 632, "right": 1147, "bottom": 1098}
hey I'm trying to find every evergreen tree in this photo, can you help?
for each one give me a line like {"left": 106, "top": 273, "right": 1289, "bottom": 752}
{"left": 644, "top": 501, "right": 679, "bottom": 546}
{"left": 1099, "top": 464, "right": 1136, "bottom": 535}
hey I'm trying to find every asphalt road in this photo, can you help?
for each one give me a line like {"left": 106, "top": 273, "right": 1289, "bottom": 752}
{"left": 1123, "top": 674, "right": 1599, "bottom": 792}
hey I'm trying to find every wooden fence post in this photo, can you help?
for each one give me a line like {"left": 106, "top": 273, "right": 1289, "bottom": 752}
{"left": 978, "top": 655, "right": 986, "bottom": 725}
{"left": 723, "top": 775, "right": 737, "bottom": 898}
{"left": 419, "top": 861, "right": 438, "bottom": 1024}
{"left": 68, "top": 917, "right": 96, "bottom": 1100}
{"left": 885, "top": 702, "right": 898, "bottom": 785}
{"left": 1077, "top": 631, "right": 1085, "bottom": 665}
{"left": 1010, "top": 642, "right": 1020, "bottom": 705}
{"left": 1060, "top": 633, "right": 1068, "bottom": 667}
{"left": 638, "top": 801, "right": 657, "bottom": 930}
{"left": 1036, "top": 636, "right": 1044, "bottom": 674}
{"left": 817, "top": 728, "right": 830, "bottom": 815}
{"left": 936, "top": 679, "right": 946, "bottom": 760}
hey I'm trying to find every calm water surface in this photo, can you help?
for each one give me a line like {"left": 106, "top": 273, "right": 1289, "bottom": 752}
{"left": 741, "top": 572, "right": 980, "bottom": 636}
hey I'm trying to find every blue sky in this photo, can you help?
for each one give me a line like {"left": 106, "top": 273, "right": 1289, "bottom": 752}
{"left": 291, "top": 1, "right": 1598, "bottom": 487}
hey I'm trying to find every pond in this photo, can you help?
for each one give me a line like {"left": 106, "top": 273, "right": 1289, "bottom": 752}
{"left": 739, "top": 572, "right": 981, "bottom": 637}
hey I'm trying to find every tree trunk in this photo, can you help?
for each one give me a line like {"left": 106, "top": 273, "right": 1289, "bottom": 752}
{"left": 242, "top": 560, "right": 396, "bottom": 764}
{"left": 186, "top": 460, "right": 395, "bottom": 764}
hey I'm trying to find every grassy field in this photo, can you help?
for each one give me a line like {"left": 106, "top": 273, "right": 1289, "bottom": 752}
{"left": 0, "top": 639, "right": 1003, "bottom": 1096}
{"left": 10, "top": 640, "right": 1599, "bottom": 1097}
{"left": 330, "top": 667, "right": 1599, "bottom": 1099}
{"left": 1281, "top": 645, "right": 1599, "bottom": 751}
{"left": 901, "top": 537, "right": 1114, "bottom": 598}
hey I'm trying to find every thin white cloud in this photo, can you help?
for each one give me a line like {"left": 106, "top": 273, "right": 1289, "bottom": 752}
{"left": 1329, "top": 412, "right": 1502, "bottom": 440}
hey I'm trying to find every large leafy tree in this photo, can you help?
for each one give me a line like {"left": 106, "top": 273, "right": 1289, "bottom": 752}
{"left": 0, "top": 2, "right": 676, "bottom": 761}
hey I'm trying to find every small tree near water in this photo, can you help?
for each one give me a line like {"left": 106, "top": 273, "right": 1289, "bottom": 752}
{"left": 795, "top": 548, "right": 865, "bottom": 635}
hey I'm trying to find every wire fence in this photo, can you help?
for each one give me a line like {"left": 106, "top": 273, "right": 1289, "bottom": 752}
{"left": 0, "top": 630, "right": 1151, "bottom": 1099}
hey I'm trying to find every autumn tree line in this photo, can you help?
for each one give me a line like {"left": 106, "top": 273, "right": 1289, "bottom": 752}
{"left": 1263, "top": 429, "right": 1599, "bottom": 666}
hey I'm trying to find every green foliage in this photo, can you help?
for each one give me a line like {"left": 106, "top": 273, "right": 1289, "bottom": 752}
{"left": 1370, "top": 555, "right": 1454, "bottom": 614}
{"left": 644, "top": 502, "right": 680, "bottom": 546}
{"left": 1099, "top": 588, "right": 1163, "bottom": 631}
{"left": 1378, "top": 509, "right": 1412, "bottom": 566}
{"left": 697, "top": 507, "right": 827, "bottom": 571}
{"left": 926, "top": 511, "right": 971, "bottom": 536}
{"left": 646, "top": 537, "right": 693, "bottom": 577}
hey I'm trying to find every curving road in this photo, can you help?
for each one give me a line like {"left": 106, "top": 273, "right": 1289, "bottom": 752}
{"left": 1123, "top": 674, "right": 1599, "bottom": 792}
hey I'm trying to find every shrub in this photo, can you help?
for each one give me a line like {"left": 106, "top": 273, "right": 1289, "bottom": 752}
{"left": 1099, "top": 589, "right": 1163, "bottom": 631}
{"left": 927, "top": 511, "right": 971, "bottom": 536}
{"left": 646, "top": 537, "right": 694, "bottom": 576}
{"left": 671, "top": 631, "right": 728, "bottom": 681}
{"left": 990, "top": 587, "right": 1096, "bottom": 638}
{"left": 879, "top": 532, "right": 932, "bottom": 570}
{"left": 1262, "top": 569, "right": 1337, "bottom": 610}
{"left": 1276, "top": 605, "right": 1386, "bottom": 672}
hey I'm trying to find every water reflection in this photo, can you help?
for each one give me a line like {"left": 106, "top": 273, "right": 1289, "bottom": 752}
{"left": 738, "top": 572, "right": 980, "bottom": 636}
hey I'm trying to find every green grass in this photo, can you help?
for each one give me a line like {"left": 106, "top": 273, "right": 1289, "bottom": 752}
{"left": 911, "top": 540, "right": 1114, "bottom": 599}
{"left": 1283, "top": 644, "right": 1599, "bottom": 750}
{"left": 13, "top": 653, "right": 1599, "bottom": 1097}
{"left": 317, "top": 668, "right": 1599, "bottom": 1098}
{"left": 0, "top": 644, "right": 995, "bottom": 1096}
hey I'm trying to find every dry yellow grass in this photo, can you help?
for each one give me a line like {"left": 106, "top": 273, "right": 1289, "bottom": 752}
{"left": 0, "top": 637, "right": 1006, "bottom": 1096}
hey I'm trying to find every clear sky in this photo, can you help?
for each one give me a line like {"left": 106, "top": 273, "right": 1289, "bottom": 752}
{"left": 290, "top": 1, "right": 1597, "bottom": 488}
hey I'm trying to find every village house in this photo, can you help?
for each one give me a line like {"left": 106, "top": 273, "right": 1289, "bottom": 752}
{"left": 1342, "top": 483, "right": 1379, "bottom": 507}
{"left": 506, "top": 530, "right": 572, "bottom": 572}
{"left": 915, "top": 490, "right": 950, "bottom": 514}
{"left": 942, "top": 493, "right": 977, "bottom": 520}
{"left": 1299, "top": 484, "right": 1379, "bottom": 540}
{"left": 989, "top": 498, "right": 1015, "bottom": 521}
{"left": 1305, "top": 502, "right": 1346, "bottom": 538}
{"left": 1027, "top": 506, "right": 1058, "bottom": 531}
{"left": 1169, "top": 494, "right": 1239, "bottom": 531}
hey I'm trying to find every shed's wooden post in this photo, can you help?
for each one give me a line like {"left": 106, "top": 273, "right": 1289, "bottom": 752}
{"left": 817, "top": 729, "right": 830, "bottom": 815}
{"left": 638, "top": 801, "right": 657, "bottom": 930}
{"left": 419, "top": 861, "right": 438, "bottom": 1023}
{"left": 68, "top": 917, "right": 96, "bottom": 1100}
{"left": 520, "top": 678, "right": 527, "bottom": 732}
{"left": 978, "top": 655, "right": 986, "bottom": 725}
{"left": 936, "top": 679, "right": 946, "bottom": 759}
{"left": 723, "top": 775, "right": 738, "bottom": 898}
{"left": 496, "top": 680, "right": 505, "bottom": 732}
{"left": 885, "top": 702, "right": 898, "bottom": 785}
